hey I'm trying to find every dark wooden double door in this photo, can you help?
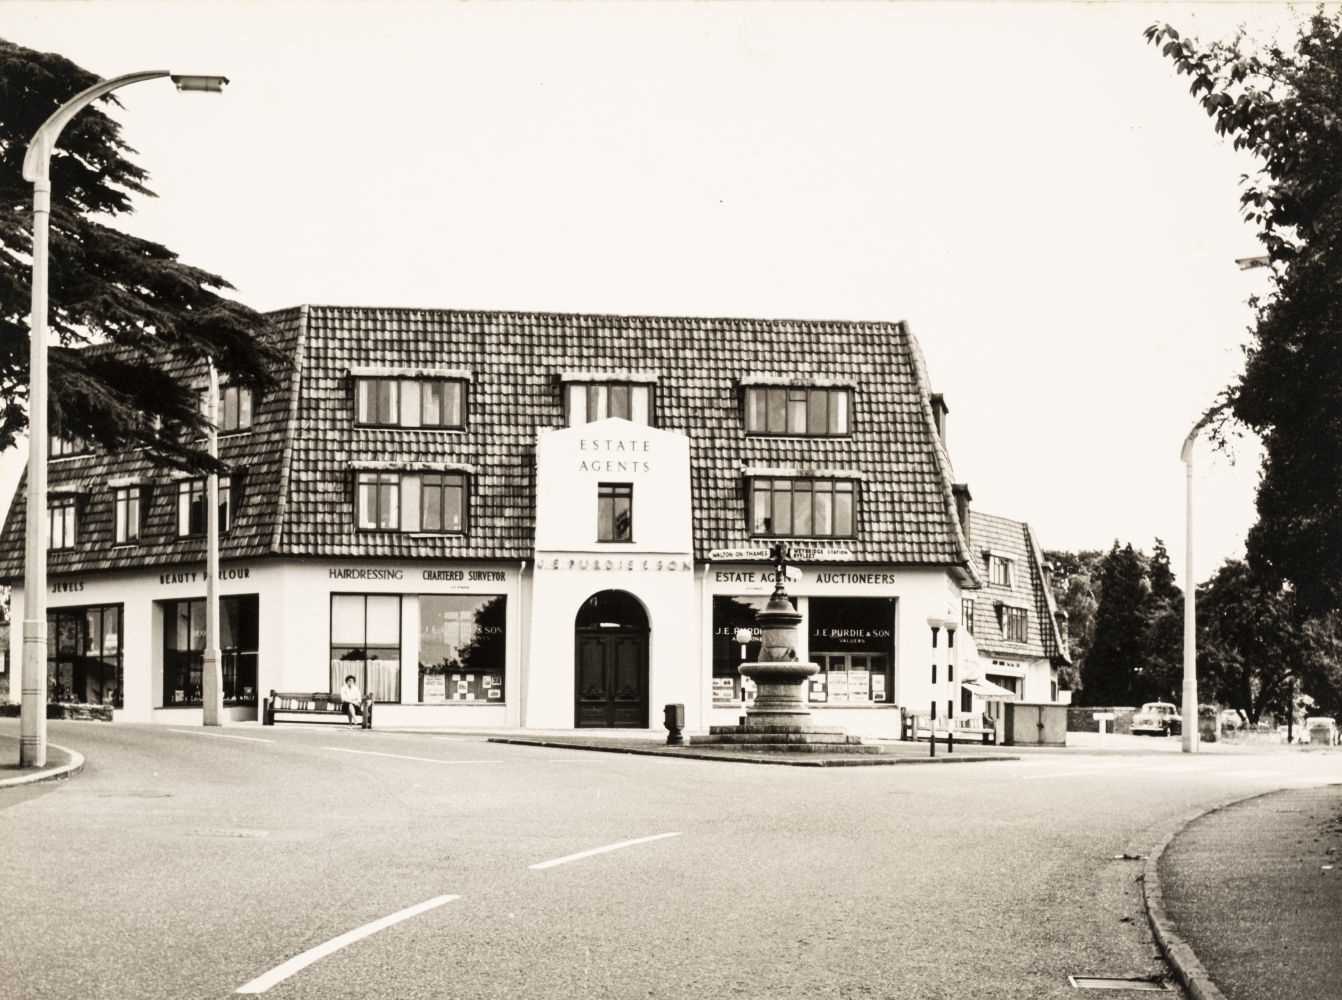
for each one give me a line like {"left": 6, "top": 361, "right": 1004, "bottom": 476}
{"left": 575, "top": 629, "right": 648, "bottom": 728}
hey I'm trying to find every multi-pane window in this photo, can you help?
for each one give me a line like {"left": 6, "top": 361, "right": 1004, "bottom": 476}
{"left": 114, "top": 487, "right": 141, "bottom": 544}
{"left": 750, "top": 478, "right": 856, "bottom": 538}
{"left": 356, "top": 472, "right": 400, "bottom": 530}
{"left": 566, "top": 383, "right": 652, "bottom": 426}
{"left": 419, "top": 473, "right": 465, "bottom": 532}
{"left": 355, "top": 377, "right": 466, "bottom": 429}
{"left": 989, "top": 555, "right": 1014, "bottom": 587}
{"left": 744, "top": 387, "right": 851, "bottom": 436}
{"left": 356, "top": 471, "right": 467, "bottom": 533}
{"left": 962, "top": 598, "right": 975, "bottom": 636}
{"left": 48, "top": 496, "right": 76, "bottom": 550}
{"left": 219, "top": 385, "right": 254, "bottom": 432}
{"left": 330, "top": 594, "right": 401, "bottom": 702}
{"left": 162, "top": 596, "right": 258, "bottom": 706}
{"left": 177, "top": 477, "right": 232, "bottom": 537}
{"left": 1004, "top": 606, "right": 1029, "bottom": 642}
{"left": 597, "top": 484, "right": 633, "bottom": 542}
{"left": 49, "top": 433, "right": 87, "bottom": 458}
{"left": 47, "top": 605, "right": 122, "bottom": 707}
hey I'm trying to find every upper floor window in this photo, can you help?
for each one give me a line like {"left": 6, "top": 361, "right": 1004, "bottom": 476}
{"left": 219, "top": 385, "right": 254, "bottom": 433}
{"left": 750, "top": 478, "right": 856, "bottom": 538}
{"left": 744, "top": 387, "right": 851, "bottom": 437}
{"left": 1004, "top": 606, "right": 1028, "bottom": 642}
{"left": 988, "top": 555, "right": 1014, "bottom": 587}
{"left": 355, "top": 378, "right": 466, "bottom": 429}
{"left": 177, "top": 477, "right": 232, "bottom": 537}
{"left": 48, "top": 496, "right": 77, "bottom": 550}
{"left": 113, "top": 486, "right": 142, "bottom": 545}
{"left": 597, "top": 483, "right": 633, "bottom": 542}
{"left": 566, "top": 382, "right": 652, "bottom": 426}
{"left": 49, "top": 432, "right": 87, "bottom": 459}
{"left": 961, "top": 598, "right": 975, "bottom": 636}
{"left": 355, "top": 470, "right": 467, "bottom": 533}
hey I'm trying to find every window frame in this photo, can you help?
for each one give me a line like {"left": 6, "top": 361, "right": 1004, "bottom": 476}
{"left": 564, "top": 382, "right": 655, "bottom": 427}
{"left": 748, "top": 477, "right": 858, "bottom": 539}
{"left": 961, "top": 598, "right": 975, "bottom": 636}
{"left": 743, "top": 386, "right": 853, "bottom": 438}
{"left": 113, "top": 486, "right": 142, "bottom": 545}
{"left": 1004, "top": 606, "right": 1029, "bottom": 643}
{"left": 329, "top": 593, "right": 403, "bottom": 703}
{"left": 217, "top": 384, "right": 255, "bottom": 434}
{"left": 988, "top": 555, "right": 1014, "bottom": 588}
{"left": 47, "top": 495, "right": 77, "bottom": 550}
{"left": 418, "top": 472, "right": 467, "bottom": 534}
{"left": 354, "top": 376, "right": 468, "bottom": 430}
{"left": 597, "top": 483, "right": 634, "bottom": 543}
{"left": 49, "top": 433, "right": 89, "bottom": 459}
{"left": 176, "top": 477, "right": 232, "bottom": 538}
{"left": 354, "top": 470, "right": 469, "bottom": 534}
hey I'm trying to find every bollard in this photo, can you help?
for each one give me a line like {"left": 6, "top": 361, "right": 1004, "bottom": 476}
{"left": 663, "top": 703, "right": 685, "bottom": 746}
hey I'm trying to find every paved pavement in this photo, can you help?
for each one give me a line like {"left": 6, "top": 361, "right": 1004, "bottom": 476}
{"left": 1, "top": 720, "right": 1338, "bottom": 1000}
{"left": 1156, "top": 781, "right": 1342, "bottom": 1000}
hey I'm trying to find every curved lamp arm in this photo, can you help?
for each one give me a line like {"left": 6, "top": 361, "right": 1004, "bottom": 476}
{"left": 22, "top": 71, "right": 172, "bottom": 182}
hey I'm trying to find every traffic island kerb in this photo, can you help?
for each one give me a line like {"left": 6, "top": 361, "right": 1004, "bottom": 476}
{"left": 0, "top": 741, "right": 86, "bottom": 788}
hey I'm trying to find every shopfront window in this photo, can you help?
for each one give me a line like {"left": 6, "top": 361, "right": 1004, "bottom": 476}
{"left": 47, "top": 604, "right": 122, "bottom": 707}
{"left": 330, "top": 594, "right": 401, "bottom": 702}
{"left": 807, "top": 597, "right": 895, "bottom": 704}
{"left": 710, "top": 595, "right": 795, "bottom": 705}
{"left": 418, "top": 595, "right": 506, "bottom": 703}
{"left": 161, "top": 595, "right": 259, "bottom": 706}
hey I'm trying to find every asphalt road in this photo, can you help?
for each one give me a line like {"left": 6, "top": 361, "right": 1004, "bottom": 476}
{"left": 1, "top": 721, "right": 1337, "bottom": 1000}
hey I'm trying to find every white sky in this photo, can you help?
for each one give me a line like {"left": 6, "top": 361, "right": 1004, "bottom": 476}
{"left": 1, "top": 1, "right": 1318, "bottom": 585}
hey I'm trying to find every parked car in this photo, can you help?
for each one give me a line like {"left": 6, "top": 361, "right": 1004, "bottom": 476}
{"left": 1132, "top": 701, "right": 1182, "bottom": 737}
{"left": 1219, "top": 709, "right": 1244, "bottom": 732}
{"left": 1303, "top": 717, "right": 1339, "bottom": 746}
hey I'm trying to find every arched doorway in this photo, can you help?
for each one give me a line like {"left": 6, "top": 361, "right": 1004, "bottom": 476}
{"left": 574, "top": 590, "right": 649, "bottom": 728}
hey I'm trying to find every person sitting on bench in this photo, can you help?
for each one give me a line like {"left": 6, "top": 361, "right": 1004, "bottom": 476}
{"left": 340, "top": 675, "right": 363, "bottom": 726}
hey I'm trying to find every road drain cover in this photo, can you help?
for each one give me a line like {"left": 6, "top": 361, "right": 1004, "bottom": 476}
{"left": 1069, "top": 976, "right": 1173, "bottom": 991}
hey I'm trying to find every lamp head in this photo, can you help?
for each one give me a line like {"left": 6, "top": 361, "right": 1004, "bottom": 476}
{"left": 171, "top": 75, "right": 229, "bottom": 93}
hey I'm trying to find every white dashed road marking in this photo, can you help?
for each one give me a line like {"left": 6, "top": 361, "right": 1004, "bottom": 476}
{"left": 167, "top": 729, "right": 274, "bottom": 744}
{"left": 235, "top": 893, "right": 460, "bottom": 993}
{"left": 322, "top": 747, "right": 504, "bottom": 765}
{"left": 529, "top": 832, "right": 683, "bottom": 871}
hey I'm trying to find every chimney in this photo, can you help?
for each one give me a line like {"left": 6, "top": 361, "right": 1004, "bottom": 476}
{"left": 952, "top": 483, "right": 972, "bottom": 538}
{"left": 930, "top": 393, "right": 949, "bottom": 446}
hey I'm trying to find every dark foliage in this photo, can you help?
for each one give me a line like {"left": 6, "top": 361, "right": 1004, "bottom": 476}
{"left": 1147, "top": 14, "right": 1342, "bottom": 614}
{"left": 0, "top": 37, "right": 281, "bottom": 471}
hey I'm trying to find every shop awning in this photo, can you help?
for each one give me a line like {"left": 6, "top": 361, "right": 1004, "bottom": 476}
{"left": 961, "top": 677, "right": 1018, "bottom": 701}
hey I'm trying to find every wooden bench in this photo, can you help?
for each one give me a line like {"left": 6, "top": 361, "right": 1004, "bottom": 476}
{"left": 263, "top": 690, "right": 374, "bottom": 729}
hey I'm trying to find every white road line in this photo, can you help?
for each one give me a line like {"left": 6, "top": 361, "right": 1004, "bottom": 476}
{"left": 167, "top": 729, "right": 274, "bottom": 744}
{"left": 235, "top": 893, "right": 460, "bottom": 994}
{"left": 529, "top": 832, "right": 682, "bottom": 871}
{"left": 322, "top": 747, "right": 504, "bottom": 765}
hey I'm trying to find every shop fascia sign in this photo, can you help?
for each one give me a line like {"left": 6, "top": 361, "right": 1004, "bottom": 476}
{"left": 708, "top": 544, "right": 855, "bottom": 563}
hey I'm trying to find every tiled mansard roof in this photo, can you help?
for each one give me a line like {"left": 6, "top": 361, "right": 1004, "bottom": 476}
{"left": 0, "top": 305, "right": 979, "bottom": 581}
{"left": 966, "top": 509, "right": 1070, "bottom": 664}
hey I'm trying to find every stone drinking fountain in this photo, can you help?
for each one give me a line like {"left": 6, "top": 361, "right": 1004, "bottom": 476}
{"left": 692, "top": 543, "right": 878, "bottom": 753}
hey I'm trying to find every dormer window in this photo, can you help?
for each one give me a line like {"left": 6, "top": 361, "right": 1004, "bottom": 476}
{"left": 49, "top": 432, "right": 88, "bottom": 459}
{"left": 565, "top": 382, "right": 653, "bottom": 426}
{"left": 988, "top": 555, "right": 1014, "bottom": 587}
{"left": 351, "top": 368, "right": 470, "bottom": 429}
{"left": 750, "top": 477, "right": 856, "bottom": 538}
{"left": 48, "top": 495, "right": 77, "bottom": 550}
{"left": 743, "top": 386, "right": 851, "bottom": 437}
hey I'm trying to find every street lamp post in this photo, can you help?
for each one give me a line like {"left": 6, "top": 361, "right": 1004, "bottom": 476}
{"left": 1180, "top": 423, "right": 1202, "bottom": 754}
{"left": 19, "top": 71, "right": 227, "bottom": 767}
